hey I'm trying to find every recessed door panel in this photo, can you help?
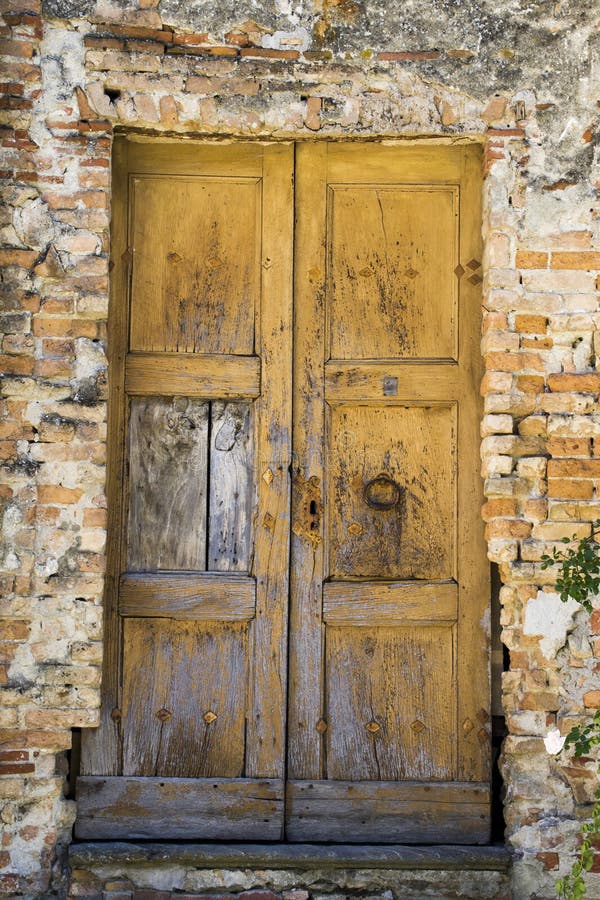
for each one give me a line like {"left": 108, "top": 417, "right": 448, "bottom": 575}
{"left": 325, "top": 625, "right": 456, "bottom": 781}
{"left": 328, "top": 185, "right": 458, "bottom": 360}
{"left": 130, "top": 176, "right": 259, "bottom": 355}
{"left": 328, "top": 403, "right": 456, "bottom": 580}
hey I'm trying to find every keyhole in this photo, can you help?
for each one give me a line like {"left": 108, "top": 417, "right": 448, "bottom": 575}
{"left": 309, "top": 499, "right": 318, "bottom": 530}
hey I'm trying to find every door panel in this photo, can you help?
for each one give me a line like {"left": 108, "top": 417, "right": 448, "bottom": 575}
{"left": 77, "top": 139, "right": 293, "bottom": 840}
{"left": 328, "top": 403, "right": 456, "bottom": 580}
{"left": 288, "top": 142, "right": 489, "bottom": 844}
{"left": 121, "top": 618, "right": 248, "bottom": 777}
{"left": 328, "top": 184, "right": 458, "bottom": 360}
{"left": 129, "top": 175, "right": 259, "bottom": 355}
{"left": 78, "top": 139, "right": 489, "bottom": 845}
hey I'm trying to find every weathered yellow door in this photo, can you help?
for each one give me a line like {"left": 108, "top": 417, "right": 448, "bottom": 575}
{"left": 77, "top": 139, "right": 489, "bottom": 844}
{"left": 287, "top": 143, "right": 490, "bottom": 843}
{"left": 77, "top": 139, "right": 294, "bottom": 839}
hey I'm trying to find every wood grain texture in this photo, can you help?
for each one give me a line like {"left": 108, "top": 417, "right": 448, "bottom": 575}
{"left": 455, "top": 146, "right": 491, "bottom": 783}
{"left": 287, "top": 142, "right": 328, "bottom": 781}
{"left": 324, "top": 361, "right": 460, "bottom": 401}
{"left": 69, "top": 841, "right": 511, "bottom": 871}
{"left": 122, "top": 619, "right": 247, "bottom": 778}
{"left": 209, "top": 402, "right": 254, "bottom": 572}
{"left": 75, "top": 776, "right": 284, "bottom": 840}
{"left": 328, "top": 403, "right": 456, "bottom": 580}
{"left": 325, "top": 625, "right": 456, "bottom": 781}
{"left": 126, "top": 397, "right": 209, "bottom": 571}
{"left": 119, "top": 573, "right": 256, "bottom": 620}
{"left": 125, "top": 353, "right": 260, "bottom": 398}
{"left": 322, "top": 580, "right": 458, "bottom": 624}
{"left": 245, "top": 143, "right": 294, "bottom": 779}
{"left": 286, "top": 780, "right": 490, "bottom": 844}
{"left": 130, "top": 176, "right": 259, "bottom": 355}
{"left": 328, "top": 185, "right": 458, "bottom": 360}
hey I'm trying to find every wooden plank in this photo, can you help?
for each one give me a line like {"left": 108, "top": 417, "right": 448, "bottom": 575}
{"left": 122, "top": 620, "right": 247, "bottom": 778}
{"left": 119, "top": 573, "right": 256, "bottom": 620}
{"left": 456, "top": 145, "right": 491, "bottom": 783}
{"left": 325, "top": 625, "right": 456, "bottom": 781}
{"left": 69, "top": 841, "right": 512, "bottom": 872}
{"left": 246, "top": 142, "right": 294, "bottom": 779}
{"left": 328, "top": 403, "right": 456, "bottom": 580}
{"left": 126, "top": 397, "right": 209, "bottom": 571}
{"left": 327, "top": 184, "right": 458, "bottom": 360}
{"left": 80, "top": 135, "right": 129, "bottom": 776}
{"left": 130, "top": 175, "right": 259, "bottom": 355}
{"left": 286, "top": 780, "right": 490, "bottom": 844}
{"left": 326, "top": 141, "right": 465, "bottom": 183}
{"left": 287, "top": 142, "right": 328, "bottom": 781}
{"left": 324, "top": 361, "right": 460, "bottom": 402}
{"left": 125, "top": 353, "right": 260, "bottom": 398}
{"left": 122, "top": 138, "right": 263, "bottom": 177}
{"left": 208, "top": 402, "right": 254, "bottom": 572}
{"left": 323, "top": 580, "right": 458, "bottom": 624}
{"left": 75, "top": 777, "right": 284, "bottom": 841}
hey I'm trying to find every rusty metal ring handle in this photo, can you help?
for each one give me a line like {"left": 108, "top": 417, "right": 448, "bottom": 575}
{"left": 363, "top": 474, "right": 402, "bottom": 510}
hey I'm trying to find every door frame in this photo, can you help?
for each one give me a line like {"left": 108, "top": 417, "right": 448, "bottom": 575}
{"left": 76, "top": 135, "right": 491, "bottom": 845}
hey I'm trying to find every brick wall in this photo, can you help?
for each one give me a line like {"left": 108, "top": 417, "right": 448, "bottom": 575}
{"left": 1, "top": 0, "right": 599, "bottom": 896}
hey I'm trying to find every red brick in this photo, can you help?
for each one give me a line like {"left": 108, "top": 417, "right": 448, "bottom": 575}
{"left": 583, "top": 690, "right": 600, "bottom": 708}
{"left": 0, "top": 38, "right": 35, "bottom": 58}
{"left": 482, "top": 498, "right": 518, "bottom": 519}
{"left": 536, "top": 852, "right": 559, "bottom": 870}
{"left": 485, "top": 351, "right": 545, "bottom": 372}
{"left": 485, "top": 519, "right": 532, "bottom": 539}
{"left": 547, "top": 438, "right": 591, "bottom": 457}
{"left": 548, "top": 373, "right": 600, "bottom": 392}
{"left": 517, "top": 375, "right": 544, "bottom": 393}
{"left": 0, "top": 762, "right": 35, "bottom": 774}
{"left": 0, "top": 620, "right": 30, "bottom": 640}
{"left": 32, "top": 317, "right": 99, "bottom": 339}
{"left": 0, "top": 354, "right": 34, "bottom": 375}
{"left": 240, "top": 47, "right": 298, "bottom": 59}
{"left": 102, "top": 24, "right": 173, "bottom": 42}
{"left": 551, "top": 251, "right": 600, "bottom": 269}
{"left": 514, "top": 314, "right": 548, "bottom": 332}
{"left": 172, "top": 32, "right": 209, "bottom": 46}
{"left": 0, "top": 750, "right": 28, "bottom": 761}
{"left": 547, "top": 479, "right": 594, "bottom": 499}
{"left": 37, "top": 485, "right": 83, "bottom": 504}
{"left": 548, "top": 459, "right": 600, "bottom": 477}
{"left": 0, "top": 248, "right": 38, "bottom": 267}
{"left": 378, "top": 50, "right": 440, "bottom": 61}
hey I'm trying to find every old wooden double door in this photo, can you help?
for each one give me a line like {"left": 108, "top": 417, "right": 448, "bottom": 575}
{"left": 77, "top": 138, "right": 490, "bottom": 844}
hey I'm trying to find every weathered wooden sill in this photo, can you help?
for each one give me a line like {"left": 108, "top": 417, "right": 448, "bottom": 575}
{"left": 69, "top": 841, "right": 511, "bottom": 872}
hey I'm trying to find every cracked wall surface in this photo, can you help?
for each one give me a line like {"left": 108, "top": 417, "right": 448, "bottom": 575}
{"left": 1, "top": 0, "right": 600, "bottom": 897}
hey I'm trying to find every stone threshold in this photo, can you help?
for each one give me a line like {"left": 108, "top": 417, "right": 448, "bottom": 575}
{"left": 69, "top": 842, "right": 511, "bottom": 872}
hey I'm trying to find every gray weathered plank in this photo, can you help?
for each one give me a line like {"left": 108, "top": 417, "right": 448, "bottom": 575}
{"left": 69, "top": 840, "right": 512, "bottom": 871}
{"left": 75, "top": 777, "right": 284, "bottom": 840}
{"left": 286, "top": 780, "right": 489, "bottom": 844}
{"left": 208, "top": 402, "right": 254, "bottom": 572}
{"left": 126, "top": 397, "right": 209, "bottom": 571}
{"left": 119, "top": 573, "right": 256, "bottom": 620}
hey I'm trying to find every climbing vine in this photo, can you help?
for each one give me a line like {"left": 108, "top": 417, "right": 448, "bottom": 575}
{"left": 541, "top": 529, "right": 600, "bottom": 899}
